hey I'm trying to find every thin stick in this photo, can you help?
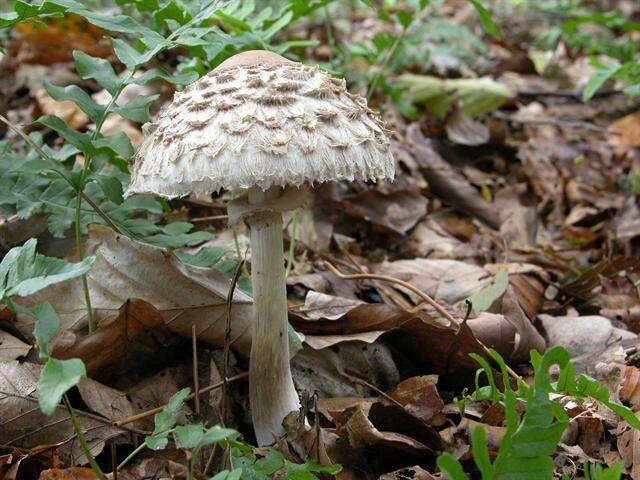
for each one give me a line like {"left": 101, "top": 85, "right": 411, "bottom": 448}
{"left": 324, "top": 261, "right": 521, "bottom": 380}
{"left": 324, "top": 260, "right": 460, "bottom": 327}
{"left": 285, "top": 211, "right": 297, "bottom": 278}
{"left": 111, "top": 440, "right": 118, "bottom": 480}
{"left": 221, "top": 259, "right": 245, "bottom": 425}
{"left": 113, "top": 371, "right": 248, "bottom": 427}
{"left": 192, "top": 324, "right": 200, "bottom": 417}
{"left": 336, "top": 245, "right": 411, "bottom": 310}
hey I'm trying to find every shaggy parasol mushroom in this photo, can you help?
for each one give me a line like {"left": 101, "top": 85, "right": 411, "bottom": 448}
{"left": 126, "top": 50, "right": 395, "bottom": 445}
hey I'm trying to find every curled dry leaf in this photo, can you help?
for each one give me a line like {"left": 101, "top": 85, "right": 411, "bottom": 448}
{"left": 379, "top": 465, "right": 437, "bottom": 479}
{"left": 38, "top": 467, "right": 99, "bottom": 480}
{"left": 17, "top": 225, "right": 254, "bottom": 355}
{"left": 387, "top": 376, "right": 444, "bottom": 424}
{"left": 0, "top": 444, "right": 60, "bottom": 480}
{"left": 52, "top": 298, "right": 184, "bottom": 383}
{"left": 292, "top": 302, "right": 486, "bottom": 382}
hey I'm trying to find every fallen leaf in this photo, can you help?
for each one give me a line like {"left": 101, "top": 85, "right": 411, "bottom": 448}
{"left": 339, "top": 189, "right": 428, "bottom": 235}
{"left": 374, "top": 258, "right": 491, "bottom": 306}
{"left": 0, "top": 361, "right": 119, "bottom": 464}
{"left": 51, "top": 298, "right": 184, "bottom": 382}
{"left": 0, "top": 330, "right": 31, "bottom": 361}
{"left": 387, "top": 376, "right": 444, "bottom": 424}
{"left": 379, "top": 465, "right": 437, "bottom": 479}
{"left": 609, "top": 111, "right": 640, "bottom": 148}
{"left": 17, "top": 225, "right": 254, "bottom": 355}
{"left": 38, "top": 467, "right": 98, "bottom": 480}
{"left": 445, "top": 112, "right": 490, "bottom": 146}
{"left": 10, "top": 15, "right": 112, "bottom": 65}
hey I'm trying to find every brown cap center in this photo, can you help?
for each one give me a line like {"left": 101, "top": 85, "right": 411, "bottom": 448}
{"left": 214, "top": 50, "right": 294, "bottom": 71}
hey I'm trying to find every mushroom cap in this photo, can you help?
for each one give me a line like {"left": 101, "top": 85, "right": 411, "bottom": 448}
{"left": 126, "top": 50, "right": 395, "bottom": 198}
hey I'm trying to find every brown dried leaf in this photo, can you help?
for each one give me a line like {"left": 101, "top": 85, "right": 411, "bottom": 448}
{"left": 388, "top": 376, "right": 444, "bottom": 424}
{"left": 0, "top": 361, "right": 119, "bottom": 464}
{"left": 51, "top": 299, "right": 183, "bottom": 383}
{"left": 18, "top": 225, "right": 254, "bottom": 355}
{"left": 38, "top": 468, "right": 98, "bottom": 480}
{"left": 35, "top": 89, "right": 89, "bottom": 130}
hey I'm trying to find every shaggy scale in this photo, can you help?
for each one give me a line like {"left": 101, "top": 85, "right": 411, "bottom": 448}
{"left": 126, "top": 61, "right": 394, "bottom": 197}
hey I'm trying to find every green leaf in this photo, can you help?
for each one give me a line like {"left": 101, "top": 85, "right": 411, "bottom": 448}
{"left": 199, "top": 425, "right": 239, "bottom": 447}
{"left": 583, "top": 62, "right": 622, "bottom": 101}
{"left": 43, "top": 82, "right": 106, "bottom": 124}
{"left": 112, "top": 38, "right": 151, "bottom": 70}
{"left": 129, "top": 67, "right": 198, "bottom": 86}
{"left": 73, "top": 51, "right": 122, "bottom": 96}
{"left": 468, "top": 0, "right": 500, "bottom": 39}
{"left": 144, "top": 222, "right": 212, "bottom": 249}
{"left": 37, "top": 357, "right": 86, "bottom": 416}
{"left": 146, "top": 387, "right": 190, "bottom": 450}
{"left": 396, "top": 10, "right": 413, "bottom": 29}
{"left": 37, "top": 115, "right": 93, "bottom": 154}
{"left": 471, "top": 426, "right": 493, "bottom": 478}
{"left": 0, "top": 238, "right": 95, "bottom": 298}
{"left": 468, "top": 267, "right": 508, "bottom": 313}
{"left": 93, "top": 133, "right": 134, "bottom": 160}
{"left": 437, "top": 453, "right": 469, "bottom": 480}
{"left": 262, "top": 10, "right": 293, "bottom": 40}
{"left": 94, "top": 175, "right": 124, "bottom": 204}
{"left": 13, "top": 302, "right": 60, "bottom": 359}
{"left": 114, "top": 95, "right": 160, "bottom": 123}
{"left": 173, "top": 423, "right": 205, "bottom": 449}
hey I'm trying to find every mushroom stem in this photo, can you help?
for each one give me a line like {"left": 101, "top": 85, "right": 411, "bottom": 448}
{"left": 247, "top": 187, "right": 300, "bottom": 445}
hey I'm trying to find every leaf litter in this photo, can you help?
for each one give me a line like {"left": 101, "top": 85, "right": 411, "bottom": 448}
{"left": 1, "top": 1, "right": 640, "bottom": 479}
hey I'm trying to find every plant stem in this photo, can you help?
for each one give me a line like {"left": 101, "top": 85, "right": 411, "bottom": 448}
{"left": 72, "top": 70, "right": 137, "bottom": 333}
{"left": 63, "top": 394, "right": 106, "bottom": 480}
{"left": 117, "top": 442, "right": 146, "bottom": 471}
{"left": 75, "top": 193, "right": 94, "bottom": 332}
{"left": 366, "top": 25, "right": 407, "bottom": 101}
{"left": 285, "top": 211, "right": 297, "bottom": 278}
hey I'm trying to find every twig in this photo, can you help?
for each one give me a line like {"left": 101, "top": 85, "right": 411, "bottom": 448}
{"left": 190, "top": 214, "right": 228, "bottom": 223}
{"left": 113, "top": 371, "right": 249, "bottom": 427}
{"left": 285, "top": 211, "right": 297, "bottom": 278}
{"left": 1, "top": 391, "right": 147, "bottom": 441}
{"left": 111, "top": 440, "right": 118, "bottom": 480}
{"left": 324, "top": 261, "right": 521, "bottom": 380}
{"left": 335, "top": 245, "right": 411, "bottom": 310}
{"left": 221, "top": 258, "right": 245, "bottom": 426}
{"left": 324, "top": 260, "right": 460, "bottom": 327}
{"left": 192, "top": 324, "right": 200, "bottom": 417}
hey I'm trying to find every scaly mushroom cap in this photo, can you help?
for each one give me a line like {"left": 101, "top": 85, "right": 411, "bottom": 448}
{"left": 126, "top": 50, "right": 395, "bottom": 198}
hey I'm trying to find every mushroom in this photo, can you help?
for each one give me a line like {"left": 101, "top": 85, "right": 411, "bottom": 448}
{"left": 126, "top": 50, "right": 395, "bottom": 445}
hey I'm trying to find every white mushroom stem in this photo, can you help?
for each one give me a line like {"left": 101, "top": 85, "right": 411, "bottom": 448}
{"left": 247, "top": 186, "right": 300, "bottom": 445}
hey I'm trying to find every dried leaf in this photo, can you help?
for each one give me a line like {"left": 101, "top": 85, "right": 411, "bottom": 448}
{"left": 51, "top": 298, "right": 183, "bottom": 382}
{"left": 18, "top": 225, "right": 254, "bottom": 355}
{"left": 0, "top": 331, "right": 31, "bottom": 361}
{"left": 388, "top": 376, "right": 444, "bottom": 424}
